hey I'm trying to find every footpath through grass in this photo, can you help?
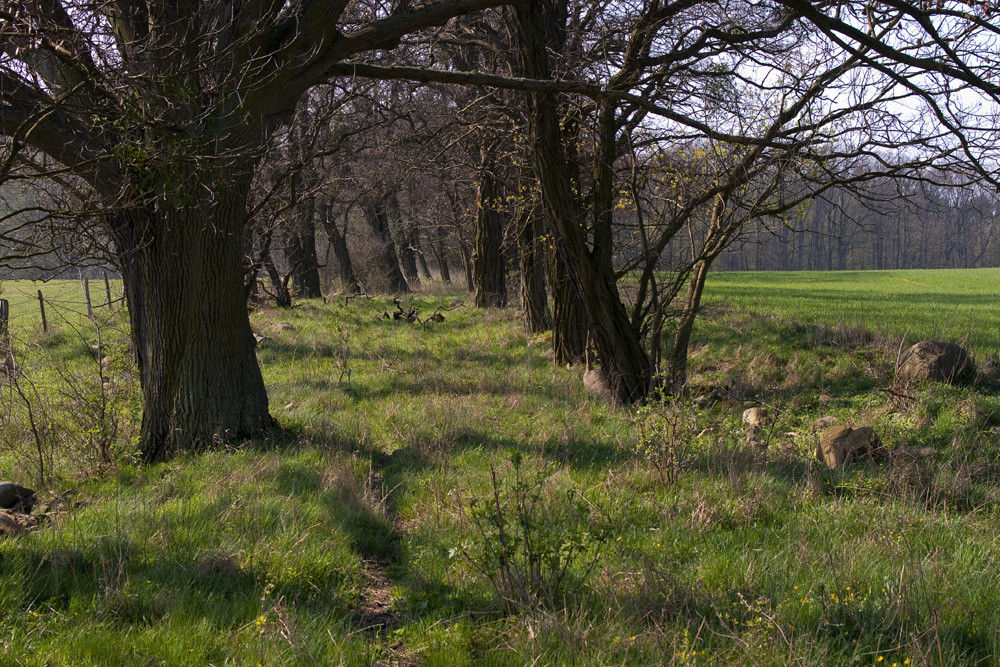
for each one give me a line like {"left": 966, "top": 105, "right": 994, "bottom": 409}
{"left": 0, "top": 273, "right": 998, "bottom": 665}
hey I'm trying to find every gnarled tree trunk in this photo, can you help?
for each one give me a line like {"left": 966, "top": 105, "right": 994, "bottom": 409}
{"left": 111, "top": 176, "right": 272, "bottom": 463}
{"left": 517, "top": 1, "right": 651, "bottom": 402}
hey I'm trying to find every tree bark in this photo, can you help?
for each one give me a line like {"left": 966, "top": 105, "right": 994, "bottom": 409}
{"left": 549, "top": 247, "right": 585, "bottom": 364}
{"left": 458, "top": 230, "right": 474, "bottom": 291}
{"left": 363, "top": 192, "right": 410, "bottom": 293}
{"left": 434, "top": 226, "right": 452, "bottom": 284}
{"left": 472, "top": 148, "right": 508, "bottom": 308}
{"left": 391, "top": 196, "right": 421, "bottom": 288}
{"left": 109, "top": 180, "right": 272, "bottom": 463}
{"left": 288, "top": 193, "right": 323, "bottom": 298}
{"left": 263, "top": 252, "right": 293, "bottom": 308}
{"left": 412, "top": 227, "right": 433, "bottom": 280}
{"left": 322, "top": 208, "right": 361, "bottom": 294}
{"left": 516, "top": 2, "right": 651, "bottom": 401}
{"left": 666, "top": 260, "right": 709, "bottom": 393}
{"left": 518, "top": 202, "right": 550, "bottom": 333}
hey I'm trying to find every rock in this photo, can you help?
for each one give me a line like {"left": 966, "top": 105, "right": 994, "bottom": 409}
{"left": 0, "top": 510, "right": 41, "bottom": 536}
{"left": 583, "top": 368, "right": 612, "bottom": 399}
{"left": 743, "top": 407, "right": 769, "bottom": 454}
{"left": 528, "top": 331, "right": 553, "bottom": 347}
{"left": 815, "top": 425, "right": 884, "bottom": 468}
{"left": 809, "top": 415, "right": 837, "bottom": 433}
{"left": 0, "top": 512, "right": 24, "bottom": 537}
{"left": 896, "top": 341, "right": 972, "bottom": 385}
{"left": 742, "top": 407, "right": 767, "bottom": 427}
{"left": 0, "top": 482, "right": 35, "bottom": 513}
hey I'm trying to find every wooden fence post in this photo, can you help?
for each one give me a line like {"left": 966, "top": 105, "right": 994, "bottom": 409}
{"left": 83, "top": 278, "right": 94, "bottom": 319}
{"left": 104, "top": 272, "right": 112, "bottom": 309}
{"left": 0, "top": 298, "right": 8, "bottom": 341}
{"left": 38, "top": 290, "right": 47, "bottom": 332}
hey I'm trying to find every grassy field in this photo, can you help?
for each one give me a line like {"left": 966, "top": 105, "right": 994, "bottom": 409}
{"left": 705, "top": 268, "right": 1000, "bottom": 355}
{"left": 0, "top": 270, "right": 998, "bottom": 665}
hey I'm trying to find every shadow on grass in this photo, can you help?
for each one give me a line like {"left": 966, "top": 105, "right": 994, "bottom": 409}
{"left": 0, "top": 536, "right": 336, "bottom": 629}
{"left": 242, "top": 427, "right": 401, "bottom": 564}
{"left": 613, "top": 565, "right": 995, "bottom": 664}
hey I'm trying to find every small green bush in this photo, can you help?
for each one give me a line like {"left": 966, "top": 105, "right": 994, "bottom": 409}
{"left": 455, "top": 453, "right": 606, "bottom": 612}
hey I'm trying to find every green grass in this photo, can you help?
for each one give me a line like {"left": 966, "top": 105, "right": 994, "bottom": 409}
{"left": 705, "top": 268, "right": 1000, "bottom": 355}
{"left": 0, "top": 272, "right": 999, "bottom": 664}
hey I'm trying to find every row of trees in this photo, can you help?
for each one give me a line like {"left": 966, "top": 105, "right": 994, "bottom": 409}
{"left": 717, "top": 179, "right": 1000, "bottom": 272}
{"left": 1, "top": 0, "right": 999, "bottom": 461}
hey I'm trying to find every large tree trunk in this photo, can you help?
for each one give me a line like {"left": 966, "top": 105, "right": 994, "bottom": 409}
{"left": 549, "top": 247, "right": 584, "bottom": 363}
{"left": 363, "top": 192, "right": 410, "bottom": 294}
{"left": 517, "top": 2, "right": 651, "bottom": 402}
{"left": 518, "top": 203, "right": 551, "bottom": 333}
{"left": 472, "top": 148, "right": 508, "bottom": 308}
{"left": 110, "top": 180, "right": 272, "bottom": 463}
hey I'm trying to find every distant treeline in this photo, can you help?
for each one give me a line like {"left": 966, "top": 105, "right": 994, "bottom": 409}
{"left": 714, "top": 180, "right": 1000, "bottom": 272}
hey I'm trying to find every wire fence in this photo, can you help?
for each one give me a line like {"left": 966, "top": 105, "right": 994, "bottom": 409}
{"left": 0, "top": 275, "right": 127, "bottom": 342}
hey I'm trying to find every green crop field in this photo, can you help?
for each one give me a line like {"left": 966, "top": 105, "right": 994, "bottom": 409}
{"left": 705, "top": 268, "right": 1000, "bottom": 355}
{"left": 0, "top": 271, "right": 998, "bottom": 665}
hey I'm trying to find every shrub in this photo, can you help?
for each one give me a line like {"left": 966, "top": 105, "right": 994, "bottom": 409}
{"left": 454, "top": 453, "right": 606, "bottom": 612}
{"left": 634, "top": 392, "right": 699, "bottom": 485}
